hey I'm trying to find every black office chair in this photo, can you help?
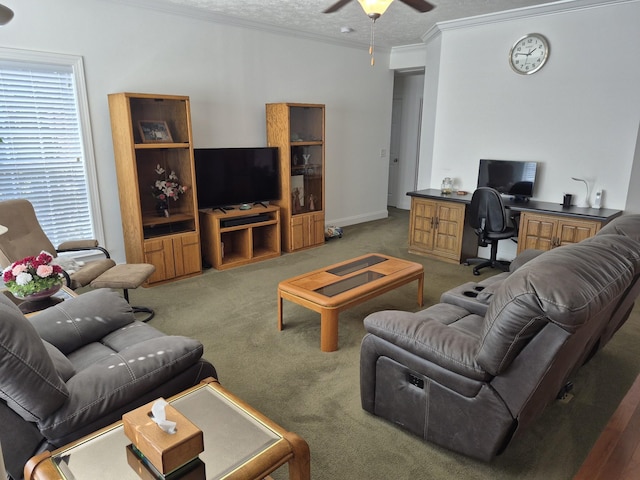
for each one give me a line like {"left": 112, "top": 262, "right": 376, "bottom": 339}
{"left": 464, "top": 187, "right": 518, "bottom": 276}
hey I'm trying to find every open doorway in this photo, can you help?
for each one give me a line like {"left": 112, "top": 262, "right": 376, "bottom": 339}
{"left": 388, "top": 71, "right": 425, "bottom": 210}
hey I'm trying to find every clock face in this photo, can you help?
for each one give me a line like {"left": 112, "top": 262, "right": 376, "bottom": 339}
{"left": 509, "top": 34, "right": 549, "bottom": 75}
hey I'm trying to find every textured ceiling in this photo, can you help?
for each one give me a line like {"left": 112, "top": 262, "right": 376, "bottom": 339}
{"left": 129, "top": 0, "right": 558, "bottom": 49}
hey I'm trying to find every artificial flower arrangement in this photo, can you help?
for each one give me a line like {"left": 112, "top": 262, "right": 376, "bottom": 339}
{"left": 151, "top": 164, "right": 188, "bottom": 217}
{"left": 2, "top": 251, "right": 65, "bottom": 298}
{"left": 152, "top": 164, "right": 187, "bottom": 202}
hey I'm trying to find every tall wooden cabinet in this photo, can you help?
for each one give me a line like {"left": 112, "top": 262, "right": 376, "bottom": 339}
{"left": 266, "top": 103, "right": 325, "bottom": 252}
{"left": 408, "top": 197, "right": 477, "bottom": 264}
{"left": 108, "top": 93, "right": 201, "bottom": 285}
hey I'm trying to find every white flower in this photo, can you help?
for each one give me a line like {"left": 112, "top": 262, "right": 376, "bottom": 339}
{"left": 16, "top": 272, "right": 33, "bottom": 286}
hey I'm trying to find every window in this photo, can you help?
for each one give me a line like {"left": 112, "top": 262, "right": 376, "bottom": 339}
{"left": 0, "top": 48, "right": 102, "bottom": 247}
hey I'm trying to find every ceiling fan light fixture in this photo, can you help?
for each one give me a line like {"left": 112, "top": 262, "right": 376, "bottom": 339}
{"left": 0, "top": 4, "right": 14, "bottom": 25}
{"left": 357, "top": 0, "right": 394, "bottom": 18}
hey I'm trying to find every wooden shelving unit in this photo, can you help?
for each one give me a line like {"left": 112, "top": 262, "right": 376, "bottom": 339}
{"left": 108, "top": 92, "right": 201, "bottom": 285}
{"left": 266, "top": 103, "right": 325, "bottom": 252}
{"left": 199, "top": 205, "right": 281, "bottom": 270}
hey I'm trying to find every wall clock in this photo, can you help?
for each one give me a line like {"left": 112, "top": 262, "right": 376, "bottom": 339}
{"left": 509, "top": 33, "right": 549, "bottom": 75}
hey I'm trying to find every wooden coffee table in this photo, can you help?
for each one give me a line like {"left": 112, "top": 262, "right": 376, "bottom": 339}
{"left": 278, "top": 253, "right": 424, "bottom": 352}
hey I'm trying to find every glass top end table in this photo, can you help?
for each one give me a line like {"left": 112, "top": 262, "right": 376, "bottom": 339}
{"left": 25, "top": 378, "right": 310, "bottom": 480}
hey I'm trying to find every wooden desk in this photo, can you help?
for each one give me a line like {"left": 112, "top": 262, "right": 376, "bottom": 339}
{"left": 406, "top": 189, "right": 622, "bottom": 263}
{"left": 573, "top": 373, "right": 640, "bottom": 479}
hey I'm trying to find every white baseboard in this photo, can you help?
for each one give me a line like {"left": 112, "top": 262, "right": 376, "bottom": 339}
{"left": 326, "top": 209, "right": 389, "bottom": 228}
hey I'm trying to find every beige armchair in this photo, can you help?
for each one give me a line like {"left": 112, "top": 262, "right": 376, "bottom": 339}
{"left": 0, "top": 199, "right": 155, "bottom": 320}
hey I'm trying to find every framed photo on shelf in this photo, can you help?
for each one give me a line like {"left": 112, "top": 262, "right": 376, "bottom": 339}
{"left": 138, "top": 120, "right": 173, "bottom": 143}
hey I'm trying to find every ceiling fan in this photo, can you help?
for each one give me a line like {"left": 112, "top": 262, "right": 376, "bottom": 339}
{"left": 324, "top": 0, "right": 436, "bottom": 66}
{"left": 323, "top": 0, "right": 435, "bottom": 16}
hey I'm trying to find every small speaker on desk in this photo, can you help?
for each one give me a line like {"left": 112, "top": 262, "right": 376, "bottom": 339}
{"left": 594, "top": 190, "right": 603, "bottom": 209}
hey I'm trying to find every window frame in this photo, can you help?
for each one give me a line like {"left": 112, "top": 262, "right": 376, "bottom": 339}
{"left": 0, "top": 46, "right": 105, "bottom": 247}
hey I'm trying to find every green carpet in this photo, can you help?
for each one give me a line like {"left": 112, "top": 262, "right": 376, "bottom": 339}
{"left": 130, "top": 208, "right": 640, "bottom": 480}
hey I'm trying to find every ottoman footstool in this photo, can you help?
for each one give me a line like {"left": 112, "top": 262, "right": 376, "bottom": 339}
{"left": 90, "top": 263, "right": 156, "bottom": 321}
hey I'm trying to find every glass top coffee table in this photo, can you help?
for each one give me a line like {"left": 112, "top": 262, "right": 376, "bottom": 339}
{"left": 277, "top": 253, "right": 424, "bottom": 352}
{"left": 25, "top": 378, "right": 310, "bottom": 480}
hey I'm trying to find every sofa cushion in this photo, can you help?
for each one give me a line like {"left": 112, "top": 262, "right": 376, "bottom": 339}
{"left": 28, "top": 289, "right": 135, "bottom": 354}
{"left": 477, "top": 234, "right": 640, "bottom": 375}
{"left": 43, "top": 340, "right": 76, "bottom": 382}
{"left": 38, "top": 335, "right": 205, "bottom": 441}
{"left": 0, "top": 294, "right": 69, "bottom": 422}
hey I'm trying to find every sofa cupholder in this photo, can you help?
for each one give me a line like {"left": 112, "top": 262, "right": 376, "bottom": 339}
{"left": 473, "top": 286, "right": 485, "bottom": 292}
{"left": 463, "top": 291, "right": 479, "bottom": 298}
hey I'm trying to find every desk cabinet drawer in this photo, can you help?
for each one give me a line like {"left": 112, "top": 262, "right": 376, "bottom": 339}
{"left": 408, "top": 198, "right": 474, "bottom": 263}
{"left": 518, "top": 212, "right": 600, "bottom": 253}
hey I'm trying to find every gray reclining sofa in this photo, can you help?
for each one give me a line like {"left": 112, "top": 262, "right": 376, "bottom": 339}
{"left": 360, "top": 214, "right": 640, "bottom": 460}
{"left": 0, "top": 289, "right": 216, "bottom": 479}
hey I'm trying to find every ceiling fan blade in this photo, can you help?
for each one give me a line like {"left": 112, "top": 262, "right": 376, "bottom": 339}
{"left": 400, "top": 0, "right": 435, "bottom": 13}
{"left": 323, "top": 0, "right": 353, "bottom": 14}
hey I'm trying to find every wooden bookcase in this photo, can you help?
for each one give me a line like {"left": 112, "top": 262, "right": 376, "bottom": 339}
{"left": 266, "top": 103, "right": 325, "bottom": 252}
{"left": 108, "top": 92, "right": 201, "bottom": 285}
{"left": 199, "top": 205, "right": 280, "bottom": 270}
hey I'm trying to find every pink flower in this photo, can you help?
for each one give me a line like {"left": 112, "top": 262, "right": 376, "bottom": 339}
{"left": 36, "top": 264, "right": 54, "bottom": 277}
{"left": 12, "top": 264, "right": 28, "bottom": 276}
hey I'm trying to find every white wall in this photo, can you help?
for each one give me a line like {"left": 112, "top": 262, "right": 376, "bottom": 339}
{"left": 0, "top": 0, "right": 394, "bottom": 263}
{"left": 403, "top": 0, "right": 640, "bottom": 211}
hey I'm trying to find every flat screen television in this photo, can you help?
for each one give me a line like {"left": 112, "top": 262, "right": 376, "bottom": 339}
{"left": 194, "top": 147, "right": 280, "bottom": 210}
{"left": 477, "top": 159, "right": 538, "bottom": 201}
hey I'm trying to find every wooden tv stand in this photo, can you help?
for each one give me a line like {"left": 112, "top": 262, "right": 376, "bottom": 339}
{"left": 199, "top": 205, "right": 281, "bottom": 270}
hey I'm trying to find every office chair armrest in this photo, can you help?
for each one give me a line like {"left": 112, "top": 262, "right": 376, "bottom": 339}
{"left": 57, "top": 239, "right": 110, "bottom": 258}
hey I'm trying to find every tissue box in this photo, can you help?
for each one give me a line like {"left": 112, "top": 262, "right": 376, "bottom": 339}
{"left": 123, "top": 399, "right": 204, "bottom": 474}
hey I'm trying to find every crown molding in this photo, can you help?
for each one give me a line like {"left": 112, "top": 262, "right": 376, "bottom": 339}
{"left": 426, "top": 0, "right": 636, "bottom": 40}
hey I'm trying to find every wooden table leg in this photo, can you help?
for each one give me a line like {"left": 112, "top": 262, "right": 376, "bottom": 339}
{"left": 417, "top": 272, "right": 424, "bottom": 307}
{"left": 320, "top": 308, "right": 339, "bottom": 352}
{"left": 278, "top": 290, "right": 284, "bottom": 330}
{"left": 283, "top": 432, "right": 311, "bottom": 480}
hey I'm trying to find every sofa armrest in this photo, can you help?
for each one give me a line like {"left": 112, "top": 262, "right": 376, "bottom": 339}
{"left": 57, "top": 239, "right": 110, "bottom": 258}
{"left": 28, "top": 289, "right": 135, "bottom": 354}
{"left": 363, "top": 304, "right": 490, "bottom": 381}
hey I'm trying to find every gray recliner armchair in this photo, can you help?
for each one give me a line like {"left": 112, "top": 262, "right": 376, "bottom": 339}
{"left": 360, "top": 214, "right": 640, "bottom": 461}
{"left": 0, "top": 199, "right": 156, "bottom": 321}
{"left": 0, "top": 288, "right": 216, "bottom": 479}
{"left": 0, "top": 199, "right": 115, "bottom": 289}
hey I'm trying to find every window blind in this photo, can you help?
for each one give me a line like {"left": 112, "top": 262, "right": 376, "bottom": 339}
{"left": 0, "top": 61, "right": 93, "bottom": 247}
